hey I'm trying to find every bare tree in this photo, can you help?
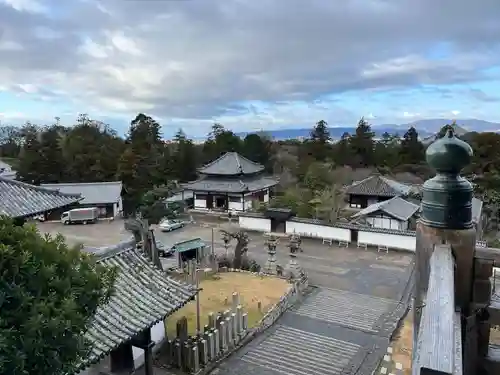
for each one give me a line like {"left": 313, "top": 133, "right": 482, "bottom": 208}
{"left": 220, "top": 229, "right": 250, "bottom": 269}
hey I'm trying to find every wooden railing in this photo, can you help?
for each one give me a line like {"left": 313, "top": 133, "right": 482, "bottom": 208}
{"left": 412, "top": 244, "right": 500, "bottom": 374}
{"left": 413, "top": 244, "right": 462, "bottom": 375}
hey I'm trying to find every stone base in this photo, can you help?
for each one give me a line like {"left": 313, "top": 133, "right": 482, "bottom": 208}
{"left": 284, "top": 260, "right": 306, "bottom": 282}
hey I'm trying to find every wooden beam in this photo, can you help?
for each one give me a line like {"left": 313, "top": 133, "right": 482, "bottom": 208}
{"left": 488, "top": 293, "right": 500, "bottom": 325}
{"left": 475, "top": 247, "right": 500, "bottom": 265}
{"left": 454, "top": 311, "right": 463, "bottom": 375}
{"left": 413, "top": 244, "right": 457, "bottom": 375}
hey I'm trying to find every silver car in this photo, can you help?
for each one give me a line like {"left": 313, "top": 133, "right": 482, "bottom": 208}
{"left": 158, "top": 219, "right": 185, "bottom": 232}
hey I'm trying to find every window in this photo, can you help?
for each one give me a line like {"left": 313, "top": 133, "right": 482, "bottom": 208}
{"left": 195, "top": 194, "right": 208, "bottom": 200}
{"left": 229, "top": 196, "right": 241, "bottom": 203}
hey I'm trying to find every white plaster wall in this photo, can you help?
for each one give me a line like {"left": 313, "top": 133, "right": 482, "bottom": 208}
{"left": 264, "top": 189, "right": 269, "bottom": 203}
{"left": 228, "top": 201, "right": 243, "bottom": 211}
{"left": 239, "top": 216, "right": 271, "bottom": 232}
{"left": 366, "top": 217, "right": 406, "bottom": 230}
{"left": 358, "top": 231, "right": 416, "bottom": 251}
{"left": 132, "top": 321, "right": 165, "bottom": 368}
{"left": 81, "top": 321, "right": 166, "bottom": 374}
{"left": 194, "top": 199, "right": 206, "bottom": 209}
{"left": 285, "top": 221, "right": 351, "bottom": 242}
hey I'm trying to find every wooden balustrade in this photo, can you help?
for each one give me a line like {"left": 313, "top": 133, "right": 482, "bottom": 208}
{"left": 413, "top": 244, "right": 462, "bottom": 375}
{"left": 412, "top": 243, "right": 500, "bottom": 374}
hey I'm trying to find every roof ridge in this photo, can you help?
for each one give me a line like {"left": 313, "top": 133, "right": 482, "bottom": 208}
{"left": 234, "top": 153, "right": 243, "bottom": 174}
{"left": 0, "top": 176, "right": 82, "bottom": 198}
{"left": 41, "top": 181, "right": 122, "bottom": 187}
{"left": 198, "top": 152, "right": 230, "bottom": 171}
{"left": 349, "top": 175, "right": 376, "bottom": 187}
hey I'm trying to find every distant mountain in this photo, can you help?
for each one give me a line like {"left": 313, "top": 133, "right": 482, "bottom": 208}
{"left": 235, "top": 119, "right": 500, "bottom": 141}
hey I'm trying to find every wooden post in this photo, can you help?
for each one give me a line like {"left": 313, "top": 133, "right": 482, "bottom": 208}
{"left": 413, "top": 127, "right": 476, "bottom": 373}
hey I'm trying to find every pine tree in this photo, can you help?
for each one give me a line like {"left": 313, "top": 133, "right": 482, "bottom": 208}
{"left": 400, "top": 126, "right": 424, "bottom": 165}
{"left": 348, "top": 117, "right": 375, "bottom": 167}
{"left": 308, "top": 120, "right": 331, "bottom": 161}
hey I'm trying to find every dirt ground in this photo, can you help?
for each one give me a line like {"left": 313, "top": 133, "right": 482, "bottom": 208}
{"left": 165, "top": 272, "right": 291, "bottom": 336}
{"left": 390, "top": 311, "right": 412, "bottom": 375}
{"left": 33, "top": 219, "right": 132, "bottom": 247}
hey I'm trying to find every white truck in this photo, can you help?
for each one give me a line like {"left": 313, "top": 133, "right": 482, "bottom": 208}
{"left": 61, "top": 207, "right": 99, "bottom": 225}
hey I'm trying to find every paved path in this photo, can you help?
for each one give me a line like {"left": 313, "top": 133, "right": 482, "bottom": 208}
{"left": 213, "top": 287, "right": 408, "bottom": 375}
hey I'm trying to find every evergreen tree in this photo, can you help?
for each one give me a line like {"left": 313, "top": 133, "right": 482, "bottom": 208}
{"left": 242, "top": 133, "right": 272, "bottom": 171}
{"left": 16, "top": 123, "right": 42, "bottom": 184}
{"left": 400, "top": 126, "right": 424, "bottom": 165}
{"left": 348, "top": 117, "right": 375, "bottom": 167}
{"left": 308, "top": 120, "right": 331, "bottom": 161}
{"left": 117, "top": 113, "right": 166, "bottom": 213}
{"left": 202, "top": 123, "right": 241, "bottom": 162}
{"left": 0, "top": 217, "right": 116, "bottom": 375}
{"left": 172, "top": 129, "right": 198, "bottom": 182}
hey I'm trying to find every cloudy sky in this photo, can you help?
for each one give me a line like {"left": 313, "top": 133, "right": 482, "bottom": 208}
{"left": 0, "top": 0, "right": 499, "bottom": 137}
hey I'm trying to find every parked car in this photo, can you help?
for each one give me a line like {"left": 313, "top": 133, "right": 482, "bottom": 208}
{"left": 158, "top": 219, "right": 185, "bottom": 232}
{"left": 156, "top": 241, "right": 174, "bottom": 257}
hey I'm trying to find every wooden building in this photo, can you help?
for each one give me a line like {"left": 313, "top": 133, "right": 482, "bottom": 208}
{"left": 74, "top": 240, "right": 197, "bottom": 375}
{"left": 351, "top": 196, "right": 420, "bottom": 231}
{"left": 41, "top": 181, "right": 124, "bottom": 219}
{"left": 0, "top": 176, "right": 82, "bottom": 224}
{"left": 345, "top": 174, "right": 413, "bottom": 209}
{"left": 182, "top": 152, "right": 277, "bottom": 212}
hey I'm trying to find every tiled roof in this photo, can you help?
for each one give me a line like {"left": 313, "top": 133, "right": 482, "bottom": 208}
{"left": 0, "top": 177, "right": 82, "bottom": 218}
{"left": 172, "top": 238, "right": 206, "bottom": 253}
{"left": 199, "top": 152, "right": 264, "bottom": 176}
{"left": 41, "top": 181, "right": 123, "bottom": 205}
{"left": 74, "top": 239, "right": 197, "bottom": 373}
{"left": 289, "top": 216, "right": 418, "bottom": 236}
{"left": 352, "top": 196, "right": 420, "bottom": 221}
{"left": 182, "top": 175, "right": 277, "bottom": 193}
{"left": 345, "top": 175, "right": 412, "bottom": 197}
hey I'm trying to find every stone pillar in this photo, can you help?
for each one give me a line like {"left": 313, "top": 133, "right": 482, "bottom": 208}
{"left": 412, "top": 127, "right": 476, "bottom": 371}
{"left": 264, "top": 236, "right": 279, "bottom": 274}
{"left": 284, "top": 233, "right": 305, "bottom": 281}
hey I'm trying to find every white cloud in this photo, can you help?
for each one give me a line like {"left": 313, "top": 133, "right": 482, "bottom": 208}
{"left": 0, "top": 0, "right": 499, "bottom": 132}
{"left": 0, "top": 0, "right": 46, "bottom": 13}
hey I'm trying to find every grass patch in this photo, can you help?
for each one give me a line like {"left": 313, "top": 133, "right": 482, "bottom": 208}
{"left": 165, "top": 272, "right": 291, "bottom": 337}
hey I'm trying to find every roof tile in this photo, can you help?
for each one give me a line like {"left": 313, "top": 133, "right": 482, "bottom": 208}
{"left": 74, "top": 240, "right": 196, "bottom": 372}
{"left": 199, "top": 152, "right": 264, "bottom": 176}
{"left": 41, "top": 181, "right": 123, "bottom": 205}
{"left": 0, "top": 177, "right": 82, "bottom": 218}
{"left": 182, "top": 175, "right": 277, "bottom": 193}
{"left": 352, "top": 196, "right": 420, "bottom": 221}
{"left": 345, "top": 175, "right": 411, "bottom": 197}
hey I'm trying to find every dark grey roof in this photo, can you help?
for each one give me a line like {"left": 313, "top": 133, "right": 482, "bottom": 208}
{"left": 199, "top": 152, "right": 264, "bottom": 176}
{"left": 345, "top": 175, "right": 412, "bottom": 197}
{"left": 289, "top": 216, "right": 417, "bottom": 237}
{"left": 0, "top": 177, "right": 82, "bottom": 218}
{"left": 41, "top": 181, "right": 123, "bottom": 205}
{"left": 182, "top": 175, "right": 277, "bottom": 193}
{"left": 74, "top": 239, "right": 196, "bottom": 373}
{"left": 352, "top": 196, "right": 420, "bottom": 221}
